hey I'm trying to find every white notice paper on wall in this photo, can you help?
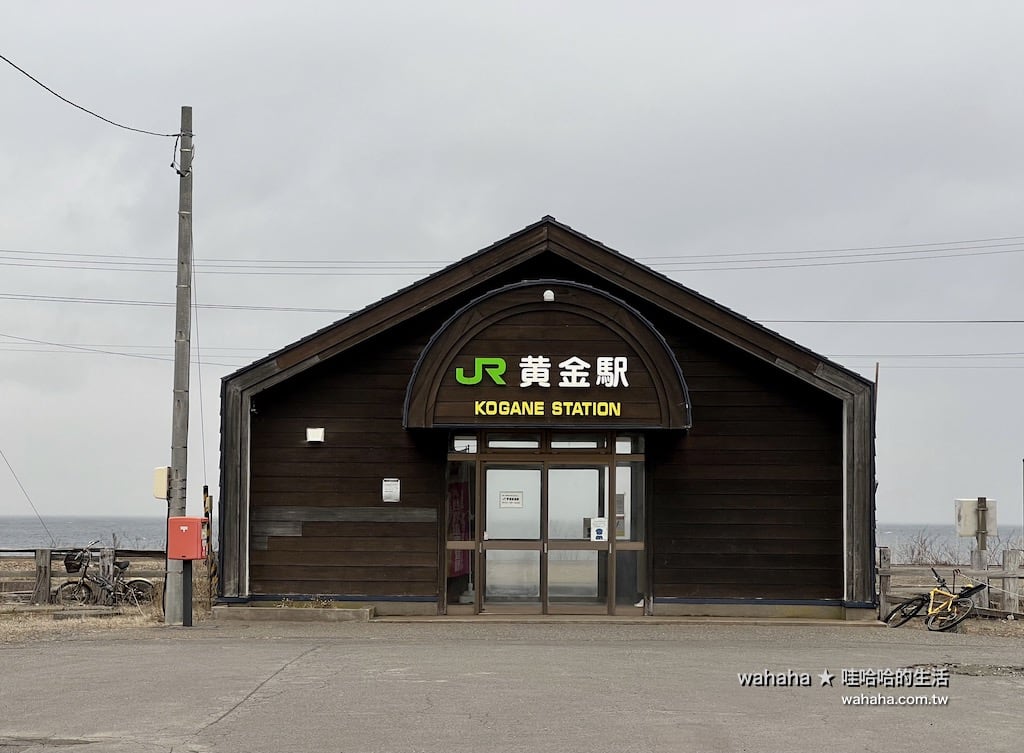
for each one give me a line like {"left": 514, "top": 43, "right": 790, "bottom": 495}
{"left": 382, "top": 478, "right": 400, "bottom": 504}
{"left": 499, "top": 491, "right": 523, "bottom": 508}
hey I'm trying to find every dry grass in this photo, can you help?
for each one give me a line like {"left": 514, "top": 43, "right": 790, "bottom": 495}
{"left": 884, "top": 565, "right": 1024, "bottom": 638}
{"left": 0, "top": 556, "right": 35, "bottom": 572}
{"left": 893, "top": 529, "right": 1024, "bottom": 566}
{"left": 0, "top": 554, "right": 215, "bottom": 643}
{"left": 0, "top": 607, "right": 163, "bottom": 643}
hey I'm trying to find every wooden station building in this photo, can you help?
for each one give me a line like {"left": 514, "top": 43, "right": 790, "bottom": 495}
{"left": 218, "top": 218, "right": 876, "bottom": 618}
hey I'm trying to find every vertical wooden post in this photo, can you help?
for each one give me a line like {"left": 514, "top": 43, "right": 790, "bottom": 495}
{"left": 31, "top": 549, "right": 51, "bottom": 605}
{"left": 100, "top": 548, "right": 114, "bottom": 583}
{"left": 877, "top": 547, "right": 891, "bottom": 618}
{"left": 204, "top": 484, "right": 217, "bottom": 608}
{"left": 1003, "top": 549, "right": 1022, "bottom": 615}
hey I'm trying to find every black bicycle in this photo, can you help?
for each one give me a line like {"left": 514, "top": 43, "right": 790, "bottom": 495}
{"left": 55, "top": 540, "right": 156, "bottom": 608}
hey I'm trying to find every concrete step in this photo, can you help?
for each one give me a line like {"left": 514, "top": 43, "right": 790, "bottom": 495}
{"left": 212, "top": 605, "right": 375, "bottom": 623}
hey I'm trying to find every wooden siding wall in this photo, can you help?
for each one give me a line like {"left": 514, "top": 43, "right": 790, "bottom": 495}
{"left": 248, "top": 319, "right": 447, "bottom": 598}
{"left": 648, "top": 317, "right": 844, "bottom": 600}
{"left": 240, "top": 252, "right": 847, "bottom": 603}
{"left": 478, "top": 257, "right": 846, "bottom": 600}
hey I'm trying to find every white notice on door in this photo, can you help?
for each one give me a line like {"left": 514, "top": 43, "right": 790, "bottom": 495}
{"left": 499, "top": 491, "right": 523, "bottom": 508}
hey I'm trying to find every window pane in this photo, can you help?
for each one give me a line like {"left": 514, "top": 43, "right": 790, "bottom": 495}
{"left": 615, "top": 434, "right": 645, "bottom": 454}
{"left": 484, "top": 550, "right": 540, "bottom": 604}
{"left": 446, "top": 546, "right": 476, "bottom": 605}
{"left": 485, "top": 467, "right": 541, "bottom": 539}
{"left": 616, "top": 461, "right": 644, "bottom": 541}
{"left": 549, "top": 550, "right": 607, "bottom": 605}
{"left": 450, "top": 434, "right": 478, "bottom": 454}
{"left": 551, "top": 433, "right": 608, "bottom": 450}
{"left": 548, "top": 465, "right": 607, "bottom": 540}
{"left": 615, "top": 550, "right": 646, "bottom": 606}
{"left": 487, "top": 433, "right": 540, "bottom": 450}
{"left": 445, "top": 461, "right": 475, "bottom": 541}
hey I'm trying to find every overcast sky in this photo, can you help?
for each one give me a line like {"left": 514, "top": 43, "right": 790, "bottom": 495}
{"left": 2, "top": 2, "right": 1023, "bottom": 531}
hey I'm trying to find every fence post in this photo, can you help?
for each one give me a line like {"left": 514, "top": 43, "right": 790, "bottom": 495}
{"left": 877, "top": 547, "right": 891, "bottom": 618}
{"left": 1003, "top": 549, "right": 1022, "bottom": 615}
{"left": 31, "top": 549, "right": 51, "bottom": 604}
{"left": 971, "top": 564, "right": 990, "bottom": 610}
{"left": 100, "top": 548, "right": 114, "bottom": 583}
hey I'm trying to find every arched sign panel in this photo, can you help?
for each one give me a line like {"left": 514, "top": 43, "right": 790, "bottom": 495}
{"left": 404, "top": 281, "right": 691, "bottom": 429}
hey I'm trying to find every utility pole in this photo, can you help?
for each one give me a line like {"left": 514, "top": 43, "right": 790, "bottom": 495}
{"left": 166, "top": 106, "right": 193, "bottom": 625}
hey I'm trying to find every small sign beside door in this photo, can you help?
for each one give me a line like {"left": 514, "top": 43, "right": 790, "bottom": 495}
{"left": 590, "top": 516, "right": 608, "bottom": 542}
{"left": 499, "top": 491, "right": 523, "bottom": 508}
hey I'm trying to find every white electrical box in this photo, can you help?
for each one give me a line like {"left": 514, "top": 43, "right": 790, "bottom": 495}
{"left": 153, "top": 466, "right": 171, "bottom": 501}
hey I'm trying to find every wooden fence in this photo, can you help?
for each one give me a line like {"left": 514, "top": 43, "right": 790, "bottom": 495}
{"left": 8, "top": 544, "right": 1022, "bottom": 617}
{"left": 877, "top": 546, "right": 1024, "bottom": 618}
{"left": 0, "top": 548, "right": 166, "bottom": 605}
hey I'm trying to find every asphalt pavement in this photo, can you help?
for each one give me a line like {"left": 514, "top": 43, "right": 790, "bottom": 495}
{"left": 1, "top": 618, "right": 1022, "bottom": 753}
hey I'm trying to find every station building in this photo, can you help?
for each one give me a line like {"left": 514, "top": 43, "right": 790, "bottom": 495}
{"left": 218, "top": 218, "right": 876, "bottom": 618}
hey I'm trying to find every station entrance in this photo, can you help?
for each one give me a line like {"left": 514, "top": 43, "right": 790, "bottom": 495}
{"left": 444, "top": 432, "right": 646, "bottom": 615}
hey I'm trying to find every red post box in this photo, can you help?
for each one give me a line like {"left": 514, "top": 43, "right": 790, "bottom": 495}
{"left": 168, "top": 516, "right": 208, "bottom": 560}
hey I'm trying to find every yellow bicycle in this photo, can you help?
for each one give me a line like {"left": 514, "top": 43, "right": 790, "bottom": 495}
{"left": 883, "top": 567, "right": 987, "bottom": 631}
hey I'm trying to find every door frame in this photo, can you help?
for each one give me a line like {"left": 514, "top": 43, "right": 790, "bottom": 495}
{"left": 443, "top": 431, "right": 647, "bottom": 616}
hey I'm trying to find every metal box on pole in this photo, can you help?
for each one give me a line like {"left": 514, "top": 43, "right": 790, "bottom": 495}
{"left": 168, "top": 516, "right": 208, "bottom": 560}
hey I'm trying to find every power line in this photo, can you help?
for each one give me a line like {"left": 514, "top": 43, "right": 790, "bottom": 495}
{"left": 0, "top": 292, "right": 353, "bottom": 313}
{"left": 0, "top": 347, "right": 250, "bottom": 365}
{"left": 5, "top": 291, "right": 1024, "bottom": 323}
{"left": 0, "top": 52, "right": 179, "bottom": 137}
{"left": 0, "top": 248, "right": 448, "bottom": 265}
{"left": 829, "top": 351, "right": 1024, "bottom": 358}
{"left": 640, "top": 234, "right": 1024, "bottom": 261}
{"left": 0, "top": 342, "right": 266, "bottom": 352}
{"left": 4, "top": 234, "right": 1024, "bottom": 275}
{"left": 191, "top": 225, "right": 209, "bottom": 486}
{"left": 652, "top": 245, "right": 1024, "bottom": 272}
{"left": 841, "top": 364, "right": 1024, "bottom": 370}
{"left": 8, "top": 233, "right": 1024, "bottom": 264}
{"left": 763, "top": 319, "right": 1024, "bottom": 324}
{"left": 9, "top": 340, "right": 1024, "bottom": 362}
{"left": 2, "top": 247, "right": 1019, "bottom": 275}
{"left": 0, "top": 332, "right": 243, "bottom": 367}
{"left": 0, "top": 446, "right": 56, "bottom": 546}
{"left": 0, "top": 260, "right": 434, "bottom": 276}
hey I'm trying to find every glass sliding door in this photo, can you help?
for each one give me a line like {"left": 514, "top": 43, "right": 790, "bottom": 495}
{"left": 445, "top": 432, "right": 646, "bottom": 616}
{"left": 481, "top": 465, "right": 542, "bottom": 613}
{"left": 546, "top": 465, "right": 610, "bottom": 613}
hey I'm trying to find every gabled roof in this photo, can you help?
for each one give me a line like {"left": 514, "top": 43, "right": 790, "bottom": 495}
{"left": 223, "top": 216, "right": 872, "bottom": 400}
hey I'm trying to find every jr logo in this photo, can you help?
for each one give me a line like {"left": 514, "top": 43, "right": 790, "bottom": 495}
{"left": 456, "top": 357, "right": 507, "bottom": 385}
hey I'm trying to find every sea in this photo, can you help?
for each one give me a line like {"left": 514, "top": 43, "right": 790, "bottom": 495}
{"left": 1, "top": 516, "right": 1020, "bottom": 562}
{"left": 0, "top": 515, "right": 179, "bottom": 553}
{"left": 876, "top": 523, "right": 1022, "bottom": 564}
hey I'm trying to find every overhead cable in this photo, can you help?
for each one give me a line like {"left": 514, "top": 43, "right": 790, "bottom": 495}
{"left": 0, "top": 52, "right": 179, "bottom": 137}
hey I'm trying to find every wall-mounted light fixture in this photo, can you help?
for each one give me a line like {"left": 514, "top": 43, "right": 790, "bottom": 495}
{"left": 306, "top": 427, "right": 326, "bottom": 443}
{"left": 543, "top": 289, "right": 555, "bottom": 302}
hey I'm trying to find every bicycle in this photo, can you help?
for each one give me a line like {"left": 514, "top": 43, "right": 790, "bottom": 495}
{"left": 883, "top": 567, "right": 987, "bottom": 631}
{"left": 55, "top": 540, "right": 157, "bottom": 609}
